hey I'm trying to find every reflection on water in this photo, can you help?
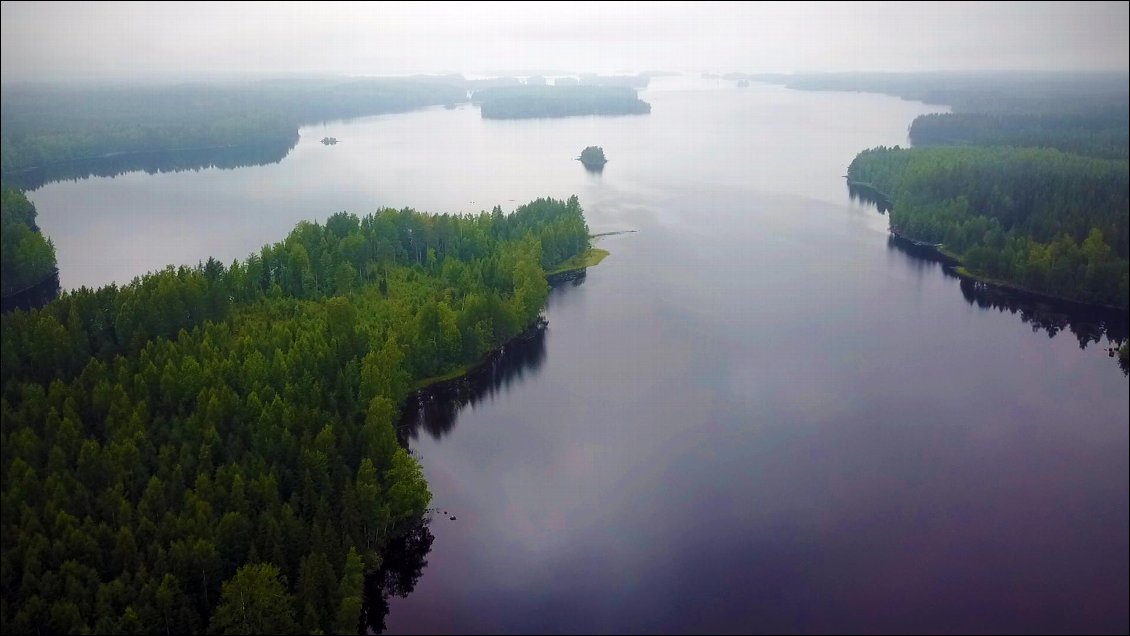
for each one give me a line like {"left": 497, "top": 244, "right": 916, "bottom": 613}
{"left": 885, "top": 234, "right": 1128, "bottom": 354}
{"left": 398, "top": 318, "right": 549, "bottom": 443}
{"left": 847, "top": 180, "right": 891, "bottom": 213}
{"left": 2, "top": 138, "right": 297, "bottom": 191}
{"left": 0, "top": 270, "right": 60, "bottom": 313}
{"left": 364, "top": 521, "right": 435, "bottom": 635}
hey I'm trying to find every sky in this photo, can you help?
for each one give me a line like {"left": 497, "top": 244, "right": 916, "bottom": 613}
{"left": 2, "top": 1, "right": 1128, "bottom": 82}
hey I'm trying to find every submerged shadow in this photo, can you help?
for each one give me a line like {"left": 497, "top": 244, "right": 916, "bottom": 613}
{"left": 1, "top": 137, "right": 297, "bottom": 191}
{"left": 398, "top": 320, "right": 549, "bottom": 443}
{"left": 886, "top": 235, "right": 1128, "bottom": 355}
{"left": 1, "top": 270, "right": 61, "bottom": 314}
{"left": 847, "top": 180, "right": 891, "bottom": 213}
{"left": 363, "top": 520, "right": 436, "bottom": 635}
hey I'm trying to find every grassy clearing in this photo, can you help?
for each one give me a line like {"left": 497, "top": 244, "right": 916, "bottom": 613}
{"left": 411, "top": 362, "right": 479, "bottom": 392}
{"left": 546, "top": 247, "right": 610, "bottom": 276}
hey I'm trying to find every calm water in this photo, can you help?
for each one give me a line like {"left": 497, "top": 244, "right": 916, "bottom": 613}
{"left": 28, "top": 77, "right": 1129, "bottom": 633}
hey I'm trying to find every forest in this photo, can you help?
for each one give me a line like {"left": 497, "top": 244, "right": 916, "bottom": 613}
{"left": 848, "top": 145, "right": 1128, "bottom": 307}
{"left": 474, "top": 85, "right": 651, "bottom": 119}
{"left": 1, "top": 185, "right": 57, "bottom": 298}
{"left": 908, "top": 112, "right": 1128, "bottom": 160}
{"left": 0, "top": 196, "right": 591, "bottom": 634}
{"left": 0, "top": 78, "right": 469, "bottom": 172}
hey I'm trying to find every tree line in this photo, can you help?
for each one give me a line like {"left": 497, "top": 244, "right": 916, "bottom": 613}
{"left": 752, "top": 71, "right": 1128, "bottom": 160}
{"left": 848, "top": 146, "right": 1128, "bottom": 307}
{"left": 474, "top": 85, "right": 651, "bottom": 119}
{"left": 909, "top": 112, "right": 1128, "bottom": 160}
{"left": 0, "top": 196, "right": 590, "bottom": 633}
{"left": 1, "top": 185, "right": 57, "bottom": 298}
{"left": 1, "top": 78, "right": 469, "bottom": 173}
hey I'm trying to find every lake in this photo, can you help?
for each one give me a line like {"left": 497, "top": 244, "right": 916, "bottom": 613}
{"left": 26, "top": 76, "right": 1129, "bottom": 633}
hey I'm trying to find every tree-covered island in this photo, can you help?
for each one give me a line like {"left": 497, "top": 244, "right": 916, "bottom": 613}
{"left": 578, "top": 146, "right": 607, "bottom": 167}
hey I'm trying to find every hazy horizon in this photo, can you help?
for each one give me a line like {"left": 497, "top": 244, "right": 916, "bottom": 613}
{"left": 2, "top": 1, "right": 1128, "bottom": 83}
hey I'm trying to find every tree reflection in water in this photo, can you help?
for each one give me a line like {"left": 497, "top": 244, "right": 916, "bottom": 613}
{"left": 397, "top": 310, "right": 551, "bottom": 443}
{"left": 3, "top": 138, "right": 297, "bottom": 191}
{"left": 363, "top": 520, "right": 436, "bottom": 635}
{"left": 885, "top": 235, "right": 1128, "bottom": 369}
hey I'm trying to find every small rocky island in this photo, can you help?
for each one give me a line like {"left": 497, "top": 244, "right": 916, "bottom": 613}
{"left": 321, "top": 136, "right": 338, "bottom": 145}
{"left": 579, "top": 146, "right": 607, "bottom": 168}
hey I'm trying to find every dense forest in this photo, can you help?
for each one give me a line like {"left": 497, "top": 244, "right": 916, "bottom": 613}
{"left": 753, "top": 71, "right": 1129, "bottom": 160}
{"left": 0, "top": 78, "right": 469, "bottom": 172}
{"left": 0, "top": 196, "right": 591, "bottom": 633}
{"left": 474, "top": 86, "right": 651, "bottom": 119}
{"left": 1, "top": 185, "right": 57, "bottom": 298}
{"left": 848, "top": 146, "right": 1128, "bottom": 307}
{"left": 908, "top": 112, "right": 1128, "bottom": 160}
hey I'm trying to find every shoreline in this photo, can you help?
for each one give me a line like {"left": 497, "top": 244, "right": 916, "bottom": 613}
{"left": 0, "top": 137, "right": 299, "bottom": 178}
{"left": 410, "top": 247, "right": 609, "bottom": 395}
{"left": 409, "top": 316, "right": 548, "bottom": 396}
{"left": 888, "top": 229, "right": 1128, "bottom": 315}
{"left": 545, "top": 246, "right": 609, "bottom": 278}
{"left": 854, "top": 179, "right": 1128, "bottom": 315}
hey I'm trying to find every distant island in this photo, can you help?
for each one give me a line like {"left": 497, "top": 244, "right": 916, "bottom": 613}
{"left": 474, "top": 85, "right": 651, "bottom": 119}
{"left": 579, "top": 146, "right": 607, "bottom": 168}
{"left": 321, "top": 136, "right": 338, "bottom": 145}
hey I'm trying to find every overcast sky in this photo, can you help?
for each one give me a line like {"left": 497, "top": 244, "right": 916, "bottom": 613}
{"left": 2, "top": 1, "right": 1127, "bottom": 81}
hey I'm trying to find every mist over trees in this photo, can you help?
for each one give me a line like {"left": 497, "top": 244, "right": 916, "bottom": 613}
{"left": 474, "top": 85, "right": 651, "bottom": 119}
{"left": 0, "top": 78, "right": 468, "bottom": 172}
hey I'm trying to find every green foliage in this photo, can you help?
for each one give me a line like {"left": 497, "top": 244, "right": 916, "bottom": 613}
{"left": 475, "top": 85, "right": 651, "bottom": 119}
{"left": 910, "top": 112, "right": 1128, "bottom": 160}
{"left": 0, "top": 196, "right": 590, "bottom": 633}
{"left": 208, "top": 564, "right": 298, "bottom": 635}
{"left": 335, "top": 547, "right": 365, "bottom": 635}
{"left": 848, "top": 146, "right": 1129, "bottom": 307}
{"left": 580, "top": 146, "right": 607, "bottom": 166}
{"left": 0, "top": 78, "right": 469, "bottom": 172}
{"left": 1, "top": 186, "right": 57, "bottom": 297}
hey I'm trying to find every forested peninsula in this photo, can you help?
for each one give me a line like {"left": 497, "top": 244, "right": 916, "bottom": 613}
{"left": 0, "top": 196, "right": 592, "bottom": 634}
{"left": 1, "top": 185, "right": 57, "bottom": 299}
{"left": 0, "top": 78, "right": 469, "bottom": 173}
{"left": 848, "top": 146, "right": 1127, "bottom": 307}
{"left": 758, "top": 72, "right": 1129, "bottom": 309}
